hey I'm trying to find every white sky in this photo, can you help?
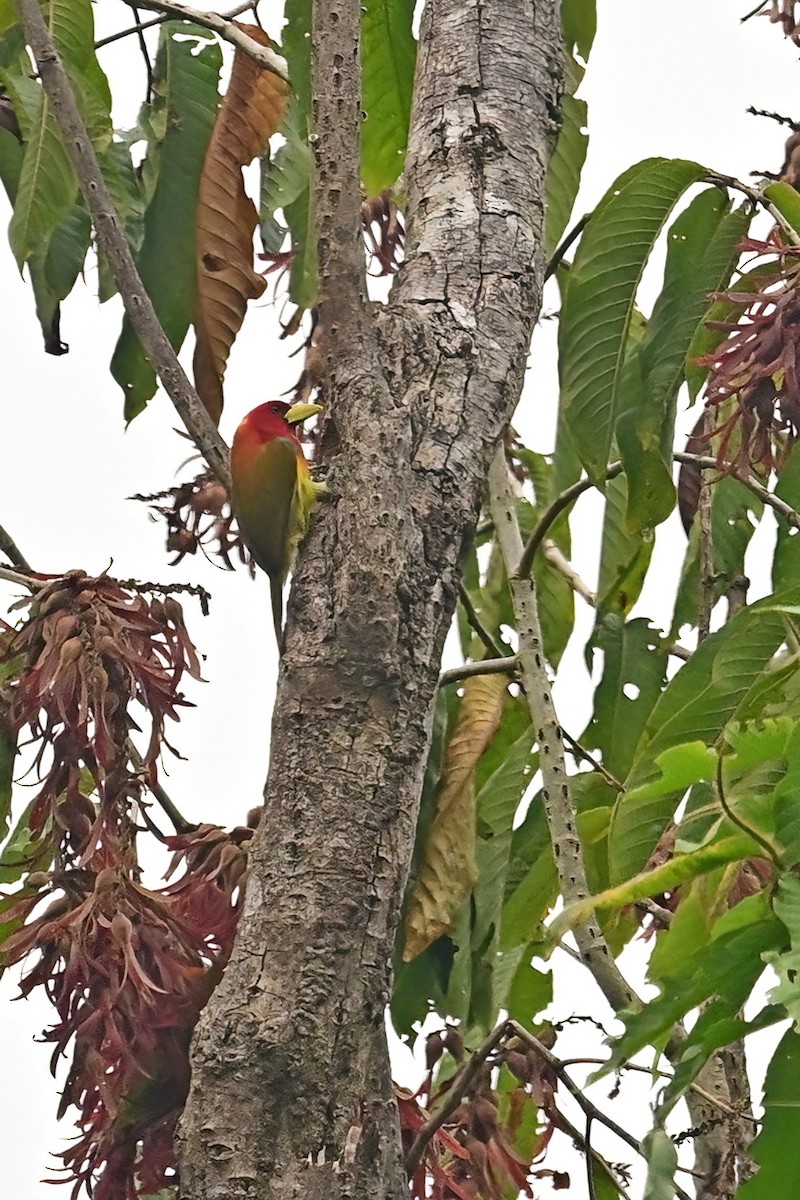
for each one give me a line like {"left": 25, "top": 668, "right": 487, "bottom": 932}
{"left": 0, "top": 1, "right": 798, "bottom": 1196}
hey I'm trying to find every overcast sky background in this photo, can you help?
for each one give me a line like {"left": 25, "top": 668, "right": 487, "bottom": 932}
{"left": 1, "top": 1, "right": 798, "bottom": 1196}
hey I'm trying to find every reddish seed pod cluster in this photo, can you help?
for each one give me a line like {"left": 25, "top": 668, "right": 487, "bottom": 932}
{"left": 401, "top": 1027, "right": 563, "bottom": 1200}
{"left": 1, "top": 824, "right": 249, "bottom": 1199}
{"left": 699, "top": 230, "right": 800, "bottom": 473}
{"left": 361, "top": 190, "right": 405, "bottom": 276}
{"left": 2, "top": 571, "right": 201, "bottom": 847}
{"left": 769, "top": 1, "right": 800, "bottom": 44}
{"left": 0, "top": 572, "right": 238, "bottom": 1198}
{"left": 134, "top": 473, "right": 245, "bottom": 570}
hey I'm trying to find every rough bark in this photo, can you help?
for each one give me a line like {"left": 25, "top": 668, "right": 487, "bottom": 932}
{"left": 178, "top": 1, "right": 561, "bottom": 1197}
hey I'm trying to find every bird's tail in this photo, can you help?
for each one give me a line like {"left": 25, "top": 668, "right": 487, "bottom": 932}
{"left": 270, "top": 578, "right": 284, "bottom": 649}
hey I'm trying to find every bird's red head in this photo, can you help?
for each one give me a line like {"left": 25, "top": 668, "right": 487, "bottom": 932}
{"left": 244, "top": 401, "right": 295, "bottom": 443}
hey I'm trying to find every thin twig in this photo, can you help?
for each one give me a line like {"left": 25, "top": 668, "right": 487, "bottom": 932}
{"left": 0, "top": 523, "right": 32, "bottom": 572}
{"left": 404, "top": 1023, "right": 509, "bottom": 1176}
{"left": 705, "top": 171, "right": 800, "bottom": 248}
{"left": 488, "top": 449, "right": 637, "bottom": 1012}
{"left": 133, "top": 0, "right": 288, "bottom": 78}
{"left": 127, "top": 739, "right": 195, "bottom": 835}
{"left": 561, "top": 729, "right": 623, "bottom": 791}
{"left": 124, "top": 1, "right": 154, "bottom": 101}
{"left": 747, "top": 105, "right": 800, "bottom": 132}
{"left": 544, "top": 212, "right": 591, "bottom": 282}
{"left": 551, "top": 1107, "right": 632, "bottom": 1200}
{"left": 543, "top": 540, "right": 596, "bottom": 606}
{"left": 507, "top": 1023, "right": 643, "bottom": 1159}
{"left": 96, "top": 0, "right": 254, "bottom": 48}
{"left": 457, "top": 581, "right": 511, "bottom": 661}
{"left": 674, "top": 451, "right": 800, "bottom": 530}
{"left": 438, "top": 656, "right": 519, "bottom": 689}
{"left": 518, "top": 462, "right": 623, "bottom": 577}
{"left": 0, "top": 564, "right": 41, "bottom": 590}
{"left": 16, "top": 0, "right": 232, "bottom": 490}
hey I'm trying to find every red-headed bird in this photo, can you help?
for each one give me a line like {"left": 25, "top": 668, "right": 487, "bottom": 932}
{"left": 231, "top": 400, "right": 325, "bottom": 644}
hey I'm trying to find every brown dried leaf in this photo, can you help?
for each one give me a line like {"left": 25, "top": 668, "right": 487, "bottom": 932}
{"left": 403, "top": 673, "right": 507, "bottom": 960}
{"left": 193, "top": 25, "right": 288, "bottom": 423}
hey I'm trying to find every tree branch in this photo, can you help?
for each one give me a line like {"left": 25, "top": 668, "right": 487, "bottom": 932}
{"left": 132, "top": 0, "right": 288, "bottom": 79}
{"left": 458, "top": 581, "right": 512, "bottom": 660}
{"left": 438, "top": 656, "right": 518, "bottom": 689}
{"left": 0, "top": 523, "right": 32, "bottom": 572}
{"left": 0, "top": 564, "right": 40, "bottom": 590}
{"left": 405, "top": 1023, "right": 510, "bottom": 1177}
{"left": 16, "top": 0, "right": 231, "bottom": 491}
{"left": 488, "top": 448, "right": 636, "bottom": 1012}
{"left": 675, "top": 451, "right": 800, "bottom": 529}
{"left": 96, "top": 0, "right": 255, "bottom": 50}
{"left": 518, "top": 462, "right": 623, "bottom": 577}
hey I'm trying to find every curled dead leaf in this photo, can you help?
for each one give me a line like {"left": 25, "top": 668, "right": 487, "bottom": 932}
{"left": 403, "top": 672, "right": 508, "bottom": 960}
{"left": 193, "top": 24, "right": 289, "bottom": 422}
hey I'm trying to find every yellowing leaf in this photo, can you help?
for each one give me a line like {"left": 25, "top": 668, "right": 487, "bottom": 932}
{"left": 403, "top": 673, "right": 507, "bottom": 961}
{"left": 193, "top": 25, "right": 288, "bottom": 422}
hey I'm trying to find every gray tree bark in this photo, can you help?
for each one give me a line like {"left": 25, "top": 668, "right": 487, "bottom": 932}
{"left": 178, "top": 1, "right": 562, "bottom": 1196}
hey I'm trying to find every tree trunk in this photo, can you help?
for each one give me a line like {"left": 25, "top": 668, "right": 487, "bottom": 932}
{"left": 178, "top": 2, "right": 562, "bottom": 1196}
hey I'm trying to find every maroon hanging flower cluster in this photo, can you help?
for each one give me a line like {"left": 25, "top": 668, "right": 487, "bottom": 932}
{"left": 0, "top": 572, "right": 250, "bottom": 1198}
{"left": 698, "top": 229, "right": 800, "bottom": 472}
{"left": 768, "top": 0, "right": 800, "bottom": 43}
{"left": 2, "top": 571, "right": 201, "bottom": 846}
{"left": 401, "top": 1027, "right": 565, "bottom": 1200}
{"left": 1, "top": 823, "right": 250, "bottom": 1199}
{"left": 362, "top": 190, "right": 405, "bottom": 275}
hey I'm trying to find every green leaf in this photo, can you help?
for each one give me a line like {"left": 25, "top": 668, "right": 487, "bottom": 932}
{"left": 282, "top": 0, "right": 312, "bottom": 131}
{"left": 0, "top": 97, "right": 88, "bottom": 351}
{"left": 259, "top": 98, "right": 318, "bottom": 309}
{"left": 561, "top": 0, "right": 597, "bottom": 61}
{"left": 737, "top": 1031, "right": 800, "bottom": 1200}
{"left": 8, "top": 88, "right": 77, "bottom": 268}
{"left": 260, "top": 98, "right": 313, "bottom": 252}
{"left": 97, "top": 140, "right": 145, "bottom": 302}
{"left": 503, "top": 951, "right": 552, "bottom": 1030}
{"left": 361, "top": 0, "right": 416, "bottom": 194}
{"left": 602, "top": 912, "right": 784, "bottom": 1074}
{"left": 7, "top": 0, "right": 109, "bottom": 268}
{"left": 545, "top": 93, "right": 588, "bottom": 256}
{"left": 500, "top": 793, "right": 558, "bottom": 951}
{"left": 774, "top": 724, "right": 800, "bottom": 865}
{"left": 769, "top": 874, "right": 800, "bottom": 1025}
{"left": 595, "top": 474, "right": 654, "bottom": 616}
{"left": 559, "top": 157, "right": 707, "bottom": 483}
{"left": 671, "top": 475, "right": 763, "bottom": 636}
{"left": 642, "top": 1130, "right": 678, "bottom": 1200}
{"left": 110, "top": 24, "right": 222, "bottom": 420}
{"left": 610, "top": 590, "right": 800, "bottom": 880}
{"left": 551, "top": 833, "right": 754, "bottom": 940}
{"left": 775, "top": 443, "right": 800, "bottom": 592}
{"left": 617, "top": 190, "right": 750, "bottom": 532}
{"left": 764, "top": 180, "right": 800, "bottom": 237}
{"left": 584, "top": 617, "right": 669, "bottom": 780}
